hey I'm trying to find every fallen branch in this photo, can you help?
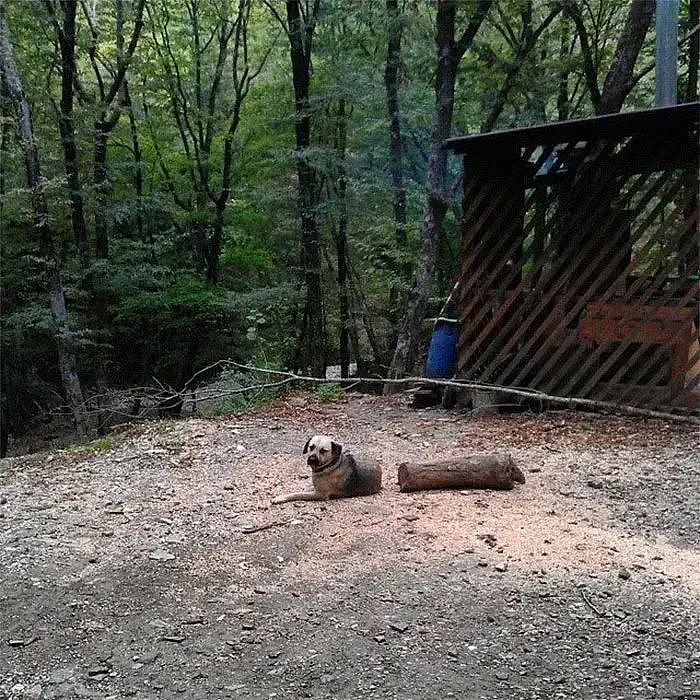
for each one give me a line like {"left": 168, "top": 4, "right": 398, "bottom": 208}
{"left": 218, "top": 361, "right": 700, "bottom": 425}
{"left": 580, "top": 590, "right": 605, "bottom": 617}
{"left": 42, "top": 360, "right": 700, "bottom": 428}
{"left": 240, "top": 519, "right": 291, "bottom": 535}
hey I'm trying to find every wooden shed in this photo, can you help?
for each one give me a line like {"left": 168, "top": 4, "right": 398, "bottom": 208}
{"left": 446, "top": 102, "right": 699, "bottom": 414}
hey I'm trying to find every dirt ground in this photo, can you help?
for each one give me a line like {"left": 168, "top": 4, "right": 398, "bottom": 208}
{"left": 1, "top": 393, "right": 699, "bottom": 700}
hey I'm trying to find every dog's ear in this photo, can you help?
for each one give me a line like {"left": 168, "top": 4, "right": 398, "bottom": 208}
{"left": 302, "top": 437, "right": 312, "bottom": 454}
{"left": 331, "top": 441, "right": 342, "bottom": 460}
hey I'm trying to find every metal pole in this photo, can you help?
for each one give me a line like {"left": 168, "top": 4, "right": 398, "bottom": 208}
{"left": 655, "top": 0, "right": 679, "bottom": 106}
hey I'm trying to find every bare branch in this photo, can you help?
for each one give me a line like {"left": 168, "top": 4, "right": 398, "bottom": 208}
{"left": 453, "top": 0, "right": 492, "bottom": 61}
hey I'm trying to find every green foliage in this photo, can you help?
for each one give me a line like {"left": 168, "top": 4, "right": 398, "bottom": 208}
{"left": 67, "top": 436, "right": 117, "bottom": 455}
{"left": 313, "top": 382, "right": 344, "bottom": 401}
{"left": 116, "top": 275, "right": 232, "bottom": 329}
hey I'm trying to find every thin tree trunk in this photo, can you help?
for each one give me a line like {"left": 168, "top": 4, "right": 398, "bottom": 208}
{"left": 597, "top": 0, "right": 655, "bottom": 114}
{"left": 55, "top": 0, "right": 89, "bottom": 265}
{"left": 481, "top": 2, "right": 562, "bottom": 132}
{"left": 386, "top": 0, "right": 490, "bottom": 386}
{"left": 333, "top": 98, "right": 350, "bottom": 378}
{"left": 681, "top": 1, "right": 699, "bottom": 285}
{"left": 385, "top": 0, "right": 409, "bottom": 320}
{"left": 123, "top": 80, "right": 145, "bottom": 245}
{"left": 84, "top": 0, "right": 146, "bottom": 259}
{"left": 286, "top": 0, "right": 323, "bottom": 376}
{"left": 686, "top": 0, "right": 699, "bottom": 102}
{"left": 557, "top": 12, "right": 571, "bottom": 120}
{"left": 93, "top": 116, "right": 112, "bottom": 258}
{"left": 0, "top": 8, "right": 87, "bottom": 437}
{"left": 0, "top": 84, "right": 10, "bottom": 455}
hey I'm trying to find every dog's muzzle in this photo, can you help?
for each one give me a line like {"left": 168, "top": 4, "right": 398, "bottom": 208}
{"left": 307, "top": 455, "right": 320, "bottom": 467}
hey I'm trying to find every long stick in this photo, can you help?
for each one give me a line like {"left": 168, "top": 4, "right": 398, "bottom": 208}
{"left": 217, "top": 361, "right": 698, "bottom": 424}
{"left": 48, "top": 359, "right": 700, "bottom": 426}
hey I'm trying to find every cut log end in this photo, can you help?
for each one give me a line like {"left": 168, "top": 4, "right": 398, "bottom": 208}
{"left": 398, "top": 453, "right": 525, "bottom": 493}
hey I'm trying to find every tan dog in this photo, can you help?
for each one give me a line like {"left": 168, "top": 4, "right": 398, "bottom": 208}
{"left": 271, "top": 435, "right": 382, "bottom": 504}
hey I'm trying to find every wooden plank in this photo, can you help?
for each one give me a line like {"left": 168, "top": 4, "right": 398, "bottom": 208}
{"left": 446, "top": 102, "right": 699, "bottom": 154}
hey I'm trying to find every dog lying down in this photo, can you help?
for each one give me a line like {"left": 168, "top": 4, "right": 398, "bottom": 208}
{"left": 271, "top": 434, "right": 382, "bottom": 504}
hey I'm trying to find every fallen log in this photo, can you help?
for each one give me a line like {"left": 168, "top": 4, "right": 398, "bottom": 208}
{"left": 397, "top": 453, "right": 525, "bottom": 493}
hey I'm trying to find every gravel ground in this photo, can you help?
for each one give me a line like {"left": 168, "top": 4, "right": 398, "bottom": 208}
{"left": 1, "top": 393, "right": 699, "bottom": 700}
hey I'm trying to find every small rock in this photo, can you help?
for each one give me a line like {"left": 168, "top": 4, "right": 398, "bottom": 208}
{"left": 389, "top": 622, "right": 409, "bottom": 633}
{"left": 8, "top": 639, "right": 26, "bottom": 647}
{"left": 494, "top": 563, "right": 508, "bottom": 573}
{"left": 149, "top": 549, "right": 176, "bottom": 562}
{"left": 87, "top": 666, "right": 110, "bottom": 678}
{"left": 495, "top": 671, "right": 509, "bottom": 681}
{"left": 48, "top": 668, "right": 75, "bottom": 685}
{"left": 161, "top": 635, "right": 186, "bottom": 643}
{"left": 478, "top": 561, "right": 488, "bottom": 568}
{"left": 587, "top": 479, "right": 603, "bottom": 489}
{"left": 140, "top": 651, "right": 160, "bottom": 664}
{"left": 241, "top": 622, "right": 255, "bottom": 630}
{"left": 400, "top": 514, "right": 420, "bottom": 522}
{"left": 618, "top": 568, "right": 631, "bottom": 580}
{"left": 373, "top": 634, "right": 386, "bottom": 643}
{"left": 184, "top": 616, "right": 205, "bottom": 625}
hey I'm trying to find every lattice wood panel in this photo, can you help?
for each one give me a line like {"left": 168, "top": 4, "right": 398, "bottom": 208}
{"left": 454, "top": 106, "right": 699, "bottom": 414}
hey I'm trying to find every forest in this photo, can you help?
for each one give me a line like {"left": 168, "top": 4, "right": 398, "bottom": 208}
{"left": 1, "top": 0, "right": 698, "bottom": 454}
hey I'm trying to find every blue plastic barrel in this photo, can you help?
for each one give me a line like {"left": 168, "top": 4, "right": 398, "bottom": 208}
{"left": 425, "top": 318, "right": 459, "bottom": 378}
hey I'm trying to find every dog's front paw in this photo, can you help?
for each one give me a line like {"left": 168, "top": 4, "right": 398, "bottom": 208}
{"left": 270, "top": 495, "right": 285, "bottom": 505}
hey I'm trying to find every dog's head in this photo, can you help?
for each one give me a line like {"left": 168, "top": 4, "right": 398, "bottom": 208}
{"left": 302, "top": 434, "right": 342, "bottom": 471}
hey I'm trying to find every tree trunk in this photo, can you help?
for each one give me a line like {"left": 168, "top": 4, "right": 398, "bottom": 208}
{"left": 481, "top": 2, "right": 562, "bottom": 132}
{"left": 123, "top": 80, "right": 146, "bottom": 245}
{"left": 0, "top": 9, "right": 87, "bottom": 437}
{"left": 286, "top": 0, "right": 323, "bottom": 376}
{"left": 333, "top": 98, "right": 350, "bottom": 378}
{"left": 397, "top": 453, "right": 526, "bottom": 493}
{"left": 88, "top": 0, "right": 146, "bottom": 259}
{"left": 1, "top": 96, "right": 9, "bottom": 456}
{"left": 386, "top": 6, "right": 458, "bottom": 384}
{"left": 385, "top": 1, "right": 490, "bottom": 389}
{"left": 597, "top": 0, "right": 655, "bottom": 114}
{"left": 686, "top": 0, "right": 699, "bottom": 103}
{"left": 93, "top": 116, "right": 112, "bottom": 258}
{"left": 56, "top": 0, "right": 89, "bottom": 265}
{"left": 385, "top": 0, "right": 409, "bottom": 321}
{"left": 557, "top": 12, "right": 571, "bottom": 121}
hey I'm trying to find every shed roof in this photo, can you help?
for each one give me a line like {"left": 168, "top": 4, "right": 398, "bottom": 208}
{"left": 445, "top": 102, "right": 699, "bottom": 154}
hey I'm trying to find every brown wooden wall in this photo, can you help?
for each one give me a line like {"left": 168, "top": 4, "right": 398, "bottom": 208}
{"left": 451, "top": 104, "right": 699, "bottom": 414}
